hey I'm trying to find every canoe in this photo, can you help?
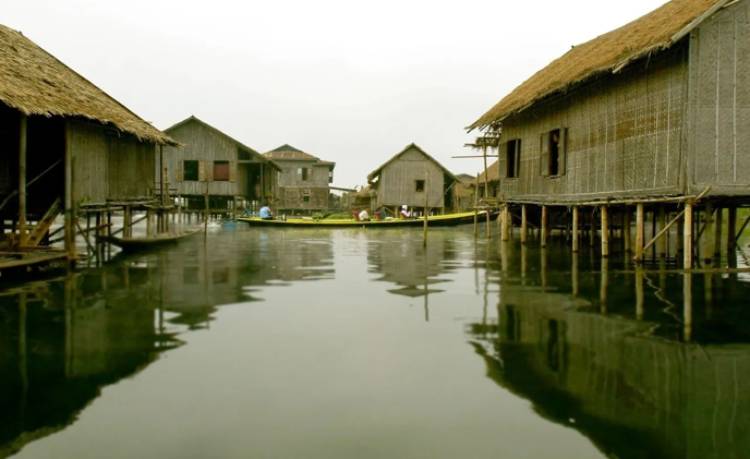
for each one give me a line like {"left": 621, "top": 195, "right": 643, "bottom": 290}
{"left": 236, "top": 211, "right": 494, "bottom": 228}
{"left": 97, "top": 228, "right": 203, "bottom": 252}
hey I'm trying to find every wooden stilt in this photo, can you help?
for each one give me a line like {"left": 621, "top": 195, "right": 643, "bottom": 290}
{"left": 501, "top": 205, "right": 509, "bottom": 242}
{"left": 64, "top": 121, "right": 75, "bottom": 262}
{"left": 600, "top": 205, "right": 609, "bottom": 258}
{"left": 657, "top": 206, "right": 667, "bottom": 258}
{"left": 17, "top": 114, "right": 27, "bottom": 247}
{"left": 423, "top": 173, "right": 428, "bottom": 247}
{"left": 589, "top": 208, "right": 596, "bottom": 247}
{"left": 572, "top": 206, "right": 579, "bottom": 253}
{"left": 713, "top": 207, "right": 723, "bottom": 260}
{"left": 699, "top": 203, "right": 715, "bottom": 266}
{"left": 684, "top": 202, "right": 693, "bottom": 269}
{"left": 540, "top": 205, "right": 548, "bottom": 248}
{"left": 635, "top": 203, "right": 645, "bottom": 262}
{"left": 623, "top": 207, "right": 632, "bottom": 253}
{"left": 727, "top": 206, "right": 737, "bottom": 266}
{"left": 473, "top": 174, "right": 479, "bottom": 239}
{"left": 520, "top": 204, "right": 528, "bottom": 245}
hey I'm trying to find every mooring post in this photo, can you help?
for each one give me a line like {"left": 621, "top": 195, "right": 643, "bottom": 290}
{"left": 600, "top": 205, "right": 609, "bottom": 258}
{"left": 423, "top": 173, "right": 429, "bottom": 248}
{"left": 520, "top": 204, "right": 528, "bottom": 245}
{"left": 473, "top": 174, "right": 479, "bottom": 239}
{"left": 635, "top": 203, "right": 645, "bottom": 262}
{"left": 541, "top": 205, "right": 548, "bottom": 248}
{"left": 684, "top": 202, "right": 693, "bottom": 269}
{"left": 572, "top": 206, "right": 579, "bottom": 253}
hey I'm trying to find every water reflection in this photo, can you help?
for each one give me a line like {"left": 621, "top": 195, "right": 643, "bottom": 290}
{"left": 469, "top": 241, "right": 750, "bottom": 459}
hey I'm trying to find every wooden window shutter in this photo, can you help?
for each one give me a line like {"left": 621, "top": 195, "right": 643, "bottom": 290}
{"left": 500, "top": 141, "right": 509, "bottom": 178}
{"left": 514, "top": 140, "right": 522, "bottom": 177}
{"left": 198, "top": 160, "right": 206, "bottom": 181}
{"left": 559, "top": 128, "right": 568, "bottom": 176}
{"left": 540, "top": 132, "right": 550, "bottom": 176}
{"left": 206, "top": 161, "right": 213, "bottom": 181}
{"left": 229, "top": 161, "right": 237, "bottom": 182}
{"left": 176, "top": 160, "right": 183, "bottom": 183}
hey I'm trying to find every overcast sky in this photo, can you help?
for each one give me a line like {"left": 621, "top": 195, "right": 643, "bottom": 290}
{"left": 5, "top": 0, "right": 667, "bottom": 187}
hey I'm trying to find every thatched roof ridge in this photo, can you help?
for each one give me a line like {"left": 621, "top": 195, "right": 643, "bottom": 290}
{"left": 367, "top": 143, "right": 457, "bottom": 183}
{"left": 470, "top": 0, "right": 728, "bottom": 130}
{"left": 164, "top": 116, "right": 280, "bottom": 171}
{"left": 0, "top": 24, "right": 175, "bottom": 145}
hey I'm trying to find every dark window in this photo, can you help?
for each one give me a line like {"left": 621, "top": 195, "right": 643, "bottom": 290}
{"left": 302, "top": 168, "right": 309, "bottom": 181}
{"left": 213, "top": 161, "right": 230, "bottom": 181}
{"left": 303, "top": 195, "right": 310, "bottom": 203}
{"left": 506, "top": 139, "right": 521, "bottom": 178}
{"left": 238, "top": 148, "right": 251, "bottom": 160}
{"left": 415, "top": 180, "right": 425, "bottom": 192}
{"left": 328, "top": 170, "right": 333, "bottom": 183}
{"left": 183, "top": 160, "right": 199, "bottom": 181}
{"left": 548, "top": 129, "right": 560, "bottom": 176}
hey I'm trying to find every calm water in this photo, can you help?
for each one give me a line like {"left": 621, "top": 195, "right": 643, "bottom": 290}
{"left": 1, "top": 225, "right": 749, "bottom": 458}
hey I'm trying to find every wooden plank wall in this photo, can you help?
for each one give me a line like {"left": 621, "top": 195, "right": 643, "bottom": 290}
{"left": 276, "top": 160, "right": 330, "bottom": 188}
{"left": 496, "top": 47, "right": 688, "bottom": 203}
{"left": 375, "top": 147, "right": 445, "bottom": 209}
{"left": 162, "top": 120, "right": 239, "bottom": 196}
{"left": 688, "top": 0, "right": 750, "bottom": 195}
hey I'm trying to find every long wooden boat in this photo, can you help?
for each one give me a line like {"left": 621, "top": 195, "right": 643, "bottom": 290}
{"left": 98, "top": 228, "right": 203, "bottom": 252}
{"left": 237, "top": 211, "right": 494, "bottom": 228}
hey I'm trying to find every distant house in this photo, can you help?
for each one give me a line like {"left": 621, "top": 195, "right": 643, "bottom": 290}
{"left": 0, "top": 23, "right": 174, "bottom": 259}
{"left": 263, "top": 144, "right": 335, "bottom": 214}
{"left": 161, "top": 116, "right": 279, "bottom": 212}
{"left": 367, "top": 143, "right": 456, "bottom": 214}
{"left": 475, "top": 161, "right": 499, "bottom": 201}
{"left": 453, "top": 173, "right": 477, "bottom": 211}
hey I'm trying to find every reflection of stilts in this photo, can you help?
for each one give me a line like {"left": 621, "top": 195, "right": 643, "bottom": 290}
{"left": 600, "top": 257, "right": 608, "bottom": 314}
{"left": 18, "top": 292, "right": 28, "bottom": 428}
{"left": 683, "top": 272, "right": 693, "bottom": 342}
{"left": 571, "top": 253, "right": 579, "bottom": 297}
{"left": 635, "top": 268, "right": 644, "bottom": 320}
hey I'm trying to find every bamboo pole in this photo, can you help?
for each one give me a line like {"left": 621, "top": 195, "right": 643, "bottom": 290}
{"left": 473, "top": 174, "right": 479, "bottom": 239}
{"left": 17, "top": 114, "right": 27, "bottom": 247}
{"left": 521, "top": 204, "right": 528, "bottom": 245}
{"left": 601, "top": 205, "right": 609, "bottom": 257}
{"left": 541, "top": 205, "right": 548, "bottom": 248}
{"left": 635, "top": 203, "right": 645, "bottom": 262}
{"left": 684, "top": 202, "right": 693, "bottom": 269}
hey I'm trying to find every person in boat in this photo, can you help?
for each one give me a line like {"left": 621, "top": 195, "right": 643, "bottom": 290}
{"left": 358, "top": 209, "right": 370, "bottom": 221}
{"left": 400, "top": 205, "right": 412, "bottom": 219}
{"left": 259, "top": 204, "right": 273, "bottom": 220}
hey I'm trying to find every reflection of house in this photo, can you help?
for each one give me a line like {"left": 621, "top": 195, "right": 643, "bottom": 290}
{"left": 368, "top": 143, "right": 456, "bottom": 214}
{"left": 467, "top": 250, "right": 750, "bottom": 459}
{"left": 367, "top": 231, "right": 457, "bottom": 297}
{"left": 263, "top": 145, "right": 335, "bottom": 214}
{"left": 162, "top": 116, "right": 279, "bottom": 212}
{"left": 0, "top": 24, "right": 174, "bottom": 258}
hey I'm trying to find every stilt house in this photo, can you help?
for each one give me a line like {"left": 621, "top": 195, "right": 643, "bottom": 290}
{"left": 162, "top": 116, "right": 279, "bottom": 213}
{"left": 470, "top": 0, "right": 750, "bottom": 265}
{"left": 0, "top": 24, "right": 174, "bottom": 262}
{"left": 367, "top": 143, "right": 456, "bottom": 214}
{"left": 263, "top": 144, "right": 335, "bottom": 214}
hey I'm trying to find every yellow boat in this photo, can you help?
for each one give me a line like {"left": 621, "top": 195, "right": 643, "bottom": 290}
{"left": 237, "top": 211, "right": 493, "bottom": 228}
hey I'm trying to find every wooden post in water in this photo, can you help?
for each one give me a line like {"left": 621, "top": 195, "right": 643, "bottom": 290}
{"left": 600, "top": 205, "right": 609, "bottom": 258}
{"left": 64, "top": 121, "right": 76, "bottom": 262}
{"left": 520, "top": 204, "right": 528, "bottom": 245}
{"left": 713, "top": 206, "right": 723, "bottom": 260}
{"left": 657, "top": 207, "right": 667, "bottom": 258}
{"left": 423, "top": 173, "right": 429, "bottom": 247}
{"left": 684, "top": 202, "right": 693, "bottom": 269}
{"left": 17, "top": 114, "right": 27, "bottom": 247}
{"left": 540, "top": 205, "right": 548, "bottom": 248}
{"left": 473, "top": 174, "right": 479, "bottom": 239}
{"left": 623, "top": 207, "right": 631, "bottom": 253}
{"left": 634, "top": 203, "right": 645, "bottom": 262}
{"left": 571, "top": 206, "right": 579, "bottom": 253}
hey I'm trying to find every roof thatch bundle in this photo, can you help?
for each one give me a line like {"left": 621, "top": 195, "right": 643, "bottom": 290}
{"left": 0, "top": 24, "right": 174, "bottom": 145}
{"left": 470, "top": 0, "right": 727, "bottom": 130}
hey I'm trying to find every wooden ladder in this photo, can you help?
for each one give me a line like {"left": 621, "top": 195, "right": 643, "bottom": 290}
{"left": 25, "top": 198, "right": 62, "bottom": 247}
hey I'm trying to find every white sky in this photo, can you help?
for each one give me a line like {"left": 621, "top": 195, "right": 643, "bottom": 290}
{"left": 5, "top": 0, "right": 667, "bottom": 187}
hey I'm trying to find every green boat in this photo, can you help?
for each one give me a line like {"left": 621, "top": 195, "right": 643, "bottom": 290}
{"left": 237, "top": 210, "right": 493, "bottom": 228}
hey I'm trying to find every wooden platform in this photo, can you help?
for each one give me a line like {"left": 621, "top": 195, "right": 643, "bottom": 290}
{"left": 0, "top": 249, "right": 68, "bottom": 274}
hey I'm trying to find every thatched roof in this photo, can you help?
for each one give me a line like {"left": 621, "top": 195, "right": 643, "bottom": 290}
{"left": 165, "top": 116, "right": 280, "bottom": 171}
{"left": 477, "top": 160, "right": 499, "bottom": 184}
{"left": 470, "top": 0, "right": 728, "bottom": 130}
{"left": 0, "top": 24, "right": 175, "bottom": 145}
{"left": 368, "top": 143, "right": 458, "bottom": 183}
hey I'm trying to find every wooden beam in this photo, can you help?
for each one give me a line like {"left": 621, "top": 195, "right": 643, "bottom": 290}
{"left": 521, "top": 204, "right": 528, "bottom": 245}
{"left": 541, "top": 205, "right": 548, "bottom": 248}
{"left": 601, "top": 205, "right": 609, "bottom": 257}
{"left": 684, "top": 202, "right": 693, "bottom": 269}
{"left": 571, "top": 206, "right": 579, "bottom": 252}
{"left": 635, "top": 203, "right": 645, "bottom": 262}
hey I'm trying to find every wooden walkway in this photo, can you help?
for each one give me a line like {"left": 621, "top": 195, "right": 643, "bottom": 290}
{"left": 0, "top": 249, "right": 68, "bottom": 275}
